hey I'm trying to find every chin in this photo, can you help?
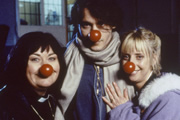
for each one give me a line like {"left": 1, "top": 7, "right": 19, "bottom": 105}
{"left": 40, "top": 81, "right": 55, "bottom": 88}
{"left": 129, "top": 76, "right": 138, "bottom": 82}
{"left": 90, "top": 45, "right": 105, "bottom": 51}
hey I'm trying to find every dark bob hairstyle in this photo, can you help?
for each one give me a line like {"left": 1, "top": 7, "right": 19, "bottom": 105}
{"left": 2, "top": 32, "right": 66, "bottom": 90}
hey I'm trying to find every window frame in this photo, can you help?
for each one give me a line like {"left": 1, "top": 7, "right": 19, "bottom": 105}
{"left": 18, "top": 0, "right": 63, "bottom": 26}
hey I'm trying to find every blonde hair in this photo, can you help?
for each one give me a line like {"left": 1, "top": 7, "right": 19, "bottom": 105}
{"left": 121, "top": 27, "right": 161, "bottom": 76}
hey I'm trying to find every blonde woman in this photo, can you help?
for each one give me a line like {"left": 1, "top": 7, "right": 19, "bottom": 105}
{"left": 103, "top": 27, "right": 180, "bottom": 120}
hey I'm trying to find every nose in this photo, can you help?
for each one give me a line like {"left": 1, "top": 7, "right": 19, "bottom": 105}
{"left": 129, "top": 57, "right": 136, "bottom": 64}
{"left": 88, "top": 30, "right": 101, "bottom": 42}
{"left": 91, "top": 24, "right": 99, "bottom": 31}
{"left": 123, "top": 61, "right": 135, "bottom": 74}
{"left": 39, "top": 64, "right": 53, "bottom": 77}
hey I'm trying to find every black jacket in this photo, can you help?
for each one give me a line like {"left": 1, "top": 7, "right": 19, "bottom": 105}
{"left": 0, "top": 85, "right": 56, "bottom": 120}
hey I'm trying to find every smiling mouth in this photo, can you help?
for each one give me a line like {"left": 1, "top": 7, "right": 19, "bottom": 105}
{"left": 38, "top": 72, "right": 54, "bottom": 79}
{"left": 94, "top": 39, "right": 103, "bottom": 44}
{"left": 131, "top": 70, "right": 140, "bottom": 75}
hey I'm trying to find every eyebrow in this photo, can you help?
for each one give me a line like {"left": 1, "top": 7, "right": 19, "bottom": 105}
{"left": 135, "top": 53, "right": 144, "bottom": 56}
{"left": 31, "top": 53, "right": 40, "bottom": 56}
{"left": 48, "top": 53, "right": 56, "bottom": 56}
{"left": 30, "top": 52, "right": 56, "bottom": 57}
{"left": 122, "top": 52, "right": 143, "bottom": 55}
{"left": 80, "top": 21, "right": 91, "bottom": 25}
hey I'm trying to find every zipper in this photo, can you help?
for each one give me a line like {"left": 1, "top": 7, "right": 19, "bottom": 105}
{"left": 94, "top": 65, "right": 105, "bottom": 120}
{"left": 94, "top": 65, "right": 105, "bottom": 96}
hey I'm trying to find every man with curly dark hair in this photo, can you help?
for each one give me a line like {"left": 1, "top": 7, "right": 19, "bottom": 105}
{"left": 57, "top": 0, "right": 135, "bottom": 119}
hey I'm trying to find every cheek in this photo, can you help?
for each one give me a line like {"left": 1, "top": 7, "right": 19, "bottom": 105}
{"left": 80, "top": 27, "right": 90, "bottom": 37}
{"left": 52, "top": 62, "right": 60, "bottom": 72}
{"left": 101, "top": 29, "right": 112, "bottom": 37}
{"left": 139, "top": 60, "right": 150, "bottom": 69}
{"left": 122, "top": 60, "right": 127, "bottom": 66}
{"left": 26, "top": 64, "right": 39, "bottom": 75}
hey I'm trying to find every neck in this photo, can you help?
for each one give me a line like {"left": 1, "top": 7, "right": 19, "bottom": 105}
{"left": 34, "top": 88, "right": 47, "bottom": 96}
{"left": 135, "top": 71, "right": 153, "bottom": 91}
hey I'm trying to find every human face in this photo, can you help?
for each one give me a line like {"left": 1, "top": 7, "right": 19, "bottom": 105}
{"left": 122, "top": 49, "right": 152, "bottom": 89}
{"left": 26, "top": 47, "right": 60, "bottom": 96}
{"left": 79, "top": 8, "right": 114, "bottom": 51}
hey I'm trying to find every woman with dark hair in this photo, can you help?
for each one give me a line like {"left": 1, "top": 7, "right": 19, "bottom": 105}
{"left": 0, "top": 32, "right": 66, "bottom": 120}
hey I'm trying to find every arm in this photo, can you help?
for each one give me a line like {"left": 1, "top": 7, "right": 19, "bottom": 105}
{"left": 102, "top": 82, "right": 140, "bottom": 120}
{"left": 107, "top": 101, "right": 140, "bottom": 120}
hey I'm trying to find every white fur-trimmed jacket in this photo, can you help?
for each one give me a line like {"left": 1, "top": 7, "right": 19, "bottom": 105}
{"left": 108, "top": 72, "right": 180, "bottom": 120}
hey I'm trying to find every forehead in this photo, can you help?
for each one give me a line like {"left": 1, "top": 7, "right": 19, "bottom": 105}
{"left": 82, "top": 8, "right": 97, "bottom": 23}
{"left": 121, "top": 37, "right": 149, "bottom": 55}
{"left": 32, "top": 46, "right": 54, "bottom": 54}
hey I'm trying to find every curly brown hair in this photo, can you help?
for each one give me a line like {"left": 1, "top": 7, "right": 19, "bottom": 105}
{"left": 70, "top": 0, "right": 123, "bottom": 32}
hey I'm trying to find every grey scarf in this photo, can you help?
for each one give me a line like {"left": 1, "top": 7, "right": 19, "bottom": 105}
{"left": 58, "top": 32, "right": 134, "bottom": 116}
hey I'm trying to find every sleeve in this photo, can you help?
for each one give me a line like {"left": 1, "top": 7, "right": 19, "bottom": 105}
{"left": 142, "top": 90, "right": 180, "bottom": 120}
{"left": 108, "top": 101, "right": 140, "bottom": 120}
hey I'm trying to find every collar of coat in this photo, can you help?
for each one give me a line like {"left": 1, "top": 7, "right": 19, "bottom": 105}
{"left": 138, "top": 72, "right": 180, "bottom": 109}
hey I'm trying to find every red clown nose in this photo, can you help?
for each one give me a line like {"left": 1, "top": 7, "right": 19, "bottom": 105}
{"left": 89, "top": 30, "right": 101, "bottom": 42}
{"left": 123, "top": 61, "right": 135, "bottom": 74}
{"left": 39, "top": 64, "right": 53, "bottom": 77}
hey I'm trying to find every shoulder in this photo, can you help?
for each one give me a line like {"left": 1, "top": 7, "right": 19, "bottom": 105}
{"left": 0, "top": 85, "right": 13, "bottom": 101}
{"left": 149, "top": 90, "right": 180, "bottom": 111}
{"left": 64, "top": 37, "right": 79, "bottom": 57}
{"left": 0, "top": 85, "right": 35, "bottom": 119}
{"left": 142, "top": 90, "right": 180, "bottom": 120}
{"left": 156, "top": 90, "right": 180, "bottom": 103}
{"left": 0, "top": 85, "right": 28, "bottom": 108}
{"left": 0, "top": 85, "right": 23, "bottom": 119}
{"left": 139, "top": 72, "right": 180, "bottom": 109}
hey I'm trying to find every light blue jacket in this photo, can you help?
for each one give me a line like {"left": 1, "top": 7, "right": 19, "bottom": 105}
{"left": 108, "top": 73, "right": 180, "bottom": 120}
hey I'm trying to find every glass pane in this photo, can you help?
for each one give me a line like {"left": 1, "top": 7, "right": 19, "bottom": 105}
{"left": 25, "top": 2, "right": 30, "bottom": 14}
{"left": 19, "top": 2, "right": 25, "bottom": 14}
{"left": 31, "top": 2, "right": 36, "bottom": 14}
{"left": 44, "top": 0, "right": 62, "bottom": 25}
{"left": 19, "top": 0, "right": 40, "bottom": 2}
{"left": 25, "top": 14, "right": 30, "bottom": 24}
{"left": 31, "top": 14, "right": 40, "bottom": 25}
{"left": 19, "top": 0, "right": 40, "bottom": 25}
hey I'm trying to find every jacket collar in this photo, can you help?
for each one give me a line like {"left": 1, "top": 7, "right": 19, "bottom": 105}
{"left": 138, "top": 73, "right": 180, "bottom": 109}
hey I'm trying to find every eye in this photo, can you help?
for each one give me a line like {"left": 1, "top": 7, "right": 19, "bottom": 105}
{"left": 97, "top": 21, "right": 104, "bottom": 27}
{"left": 137, "top": 55, "right": 144, "bottom": 60}
{"left": 80, "top": 22, "right": 91, "bottom": 28}
{"left": 97, "top": 21, "right": 111, "bottom": 30}
{"left": 48, "top": 55, "right": 58, "bottom": 62}
{"left": 30, "top": 58, "right": 40, "bottom": 62}
{"left": 122, "top": 54, "right": 129, "bottom": 60}
{"left": 49, "top": 57, "right": 56, "bottom": 61}
{"left": 97, "top": 24, "right": 105, "bottom": 29}
{"left": 97, "top": 24, "right": 108, "bottom": 30}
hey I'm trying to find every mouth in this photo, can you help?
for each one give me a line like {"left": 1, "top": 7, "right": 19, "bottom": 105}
{"left": 38, "top": 71, "right": 54, "bottom": 79}
{"left": 94, "top": 39, "right": 103, "bottom": 44}
{"left": 131, "top": 70, "right": 140, "bottom": 75}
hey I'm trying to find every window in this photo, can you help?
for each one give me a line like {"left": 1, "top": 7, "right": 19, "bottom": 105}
{"left": 19, "top": 0, "right": 63, "bottom": 26}
{"left": 19, "top": 0, "right": 40, "bottom": 25}
{"left": 67, "top": 0, "right": 76, "bottom": 41}
{"left": 44, "top": 0, "right": 62, "bottom": 25}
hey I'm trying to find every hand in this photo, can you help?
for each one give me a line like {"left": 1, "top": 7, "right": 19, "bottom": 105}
{"left": 102, "top": 82, "right": 129, "bottom": 109}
